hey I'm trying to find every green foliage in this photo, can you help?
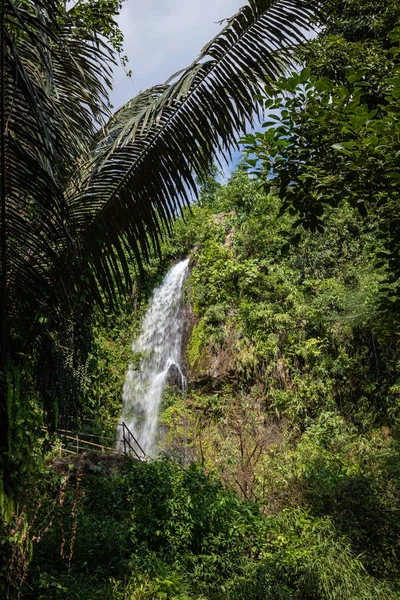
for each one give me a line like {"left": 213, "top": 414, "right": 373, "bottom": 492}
{"left": 242, "top": 1, "right": 400, "bottom": 329}
{"left": 7, "top": 2, "right": 400, "bottom": 597}
{"left": 7, "top": 164, "right": 400, "bottom": 597}
{"left": 148, "top": 165, "right": 400, "bottom": 595}
{"left": 24, "top": 456, "right": 398, "bottom": 599}
{"left": 82, "top": 307, "right": 137, "bottom": 428}
{"left": 68, "top": 0, "right": 125, "bottom": 54}
{"left": 182, "top": 172, "right": 398, "bottom": 425}
{"left": 1, "top": 0, "right": 316, "bottom": 506}
{"left": 313, "top": 0, "right": 400, "bottom": 43}
{"left": 187, "top": 320, "right": 211, "bottom": 372}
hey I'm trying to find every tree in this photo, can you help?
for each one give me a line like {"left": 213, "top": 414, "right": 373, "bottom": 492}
{"left": 0, "top": 0, "right": 316, "bottom": 490}
{"left": 243, "top": 0, "right": 400, "bottom": 331}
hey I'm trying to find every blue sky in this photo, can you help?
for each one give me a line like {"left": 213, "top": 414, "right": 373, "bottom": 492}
{"left": 109, "top": 1, "right": 251, "bottom": 174}
{"left": 108, "top": 1, "right": 314, "bottom": 175}
{"left": 110, "top": 0, "right": 245, "bottom": 109}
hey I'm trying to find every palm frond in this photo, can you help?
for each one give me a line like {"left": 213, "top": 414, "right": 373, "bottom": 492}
{"left": 2, "top": 0, "right": 115, "bottom": 342}
{"left": 68, "top": 0, "right": 316, "bottom": 305}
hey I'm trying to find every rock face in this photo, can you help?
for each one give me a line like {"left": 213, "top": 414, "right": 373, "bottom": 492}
{"left": 182, "top": 307, "right": 238, "bottom": 386}
{"left": 180, "top": 309, "right": 200, "bottom": 373}
{"left": 199, "top": 328, "right": 238, "bottom": 383}
{"left": 181, "top": 215, "right": 240, "bottom": 387}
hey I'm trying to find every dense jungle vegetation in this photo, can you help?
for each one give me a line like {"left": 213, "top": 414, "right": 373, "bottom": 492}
{"left": 2, "top": 0, "right": 400, "bottom": 598}
{"left": 9, "top": 168, "right": 400, "bottom": 599}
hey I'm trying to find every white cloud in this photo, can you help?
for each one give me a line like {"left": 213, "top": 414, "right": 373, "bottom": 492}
{"left": 110, "top": 0, "right": 244, "bottom": 109}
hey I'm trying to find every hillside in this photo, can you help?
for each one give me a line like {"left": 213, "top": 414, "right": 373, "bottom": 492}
{"left": 8, "top": 169, "right": 399, "bottom": 599}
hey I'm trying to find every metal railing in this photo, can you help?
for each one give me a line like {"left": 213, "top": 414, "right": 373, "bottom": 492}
{"left": 117, "top": 422, "right": 146, "bottom": 461}
{"left": 41, "top": 422, "right": 146, "bottom": 460}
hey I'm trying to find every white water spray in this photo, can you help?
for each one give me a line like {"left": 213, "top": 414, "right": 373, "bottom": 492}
{"left": 119, "top": 259, "right": 189, "bottom": 456}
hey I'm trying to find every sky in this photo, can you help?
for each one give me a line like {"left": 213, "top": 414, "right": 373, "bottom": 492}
{"left": 110, "top": 0, "right": 245, "bottom": 109}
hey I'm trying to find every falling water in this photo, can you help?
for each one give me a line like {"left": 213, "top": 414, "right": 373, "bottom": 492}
{"left": 119, "top": 258, "right": 189, "bottom": 456}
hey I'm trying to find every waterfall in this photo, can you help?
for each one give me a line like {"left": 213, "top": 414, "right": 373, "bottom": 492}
{"left": 119, "top": 258, "right": 189, "bottom": 456}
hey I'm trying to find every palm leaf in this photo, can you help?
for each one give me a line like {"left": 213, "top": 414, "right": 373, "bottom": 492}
{"left": 68, "top": 0, "right": 316, "bottom": 305}
{"left": 1, "top": 0, "right": 115, "bottom": 344}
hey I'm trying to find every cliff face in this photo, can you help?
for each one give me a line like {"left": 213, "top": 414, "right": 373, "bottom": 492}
{"left": 186, "top": 321, "right": 238, "bottom": 384}
{"left": 182, "top": 213, "right": 239, "bottom": 386}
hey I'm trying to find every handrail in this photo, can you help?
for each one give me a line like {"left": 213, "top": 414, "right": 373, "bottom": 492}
{"left": 121, "top": 421, "right": 146, "bottom": 458}
{"left": 47, "top": 428, "right": 116, "bottom": 443}
{"left": 121, "top": 427, "right": 142, "bottom": 461}
{"left": 40, "top": 422, "right": 146, "bottom": 460}
{"left": 59, "top": 434, "right": 113, "bottom": 450}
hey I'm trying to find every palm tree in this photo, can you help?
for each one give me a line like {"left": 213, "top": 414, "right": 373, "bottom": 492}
{"left": 0, "top": 0, "right": 315, "bottom": 471}
{"left": 0, "top": 0, "right": 118, "bottom": 459}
